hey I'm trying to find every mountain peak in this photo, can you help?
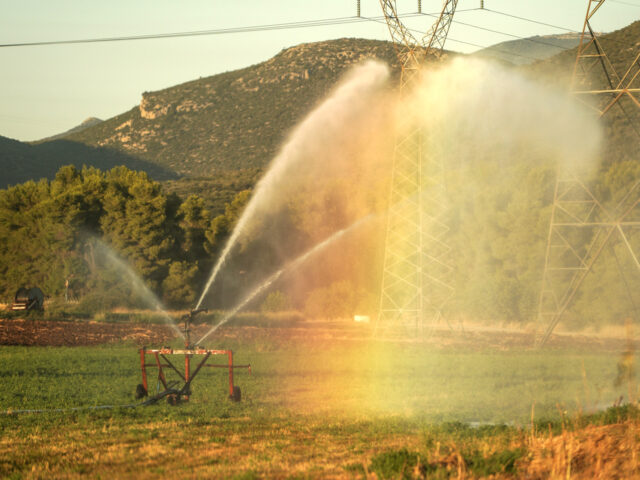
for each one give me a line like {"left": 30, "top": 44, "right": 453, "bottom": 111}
{"left": 35, "top": 117, "right": 104, "bottom": 143}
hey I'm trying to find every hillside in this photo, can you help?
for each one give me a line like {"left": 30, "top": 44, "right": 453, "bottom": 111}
{"left": 523, "top": 20, "right": 640, "bottom": 167}
{"left": 473, "top": 33, "right": 581, "bottom": 65}
{"left": 1, "top": 25, "right": 639, "bottom": 326}
{"left": 64, "top": 23, "right": 637, "bottom": 185}
{"left": 37, "top": 117, "right": 104, "bottom": 142}
{"left": 63, "top": 38, "right": 398, "bottom": 177}
{"left": 0, "top": 134, "right": 176, "bottom": 189}
{"left": 2, "top": 23, "right": 638, "bottom": 195}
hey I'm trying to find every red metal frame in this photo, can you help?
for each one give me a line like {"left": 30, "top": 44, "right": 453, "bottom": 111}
{"left": 139, "top": 347, "right": 251, "bottom": 401}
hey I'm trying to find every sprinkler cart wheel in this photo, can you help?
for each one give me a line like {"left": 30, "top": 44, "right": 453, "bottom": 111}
{"left": 230, "top": 386, "right": 241, "bottom": 402}
{"left": 135, "top": 384, "right": 148, "bottom": 400}
{"left": 137, "top": 310, "right": 251, "bottom": 407}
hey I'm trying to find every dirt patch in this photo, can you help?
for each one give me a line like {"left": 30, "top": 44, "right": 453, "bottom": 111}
{"left": 0, "top": 317, "right": 633, "bottom": 351}
{"left": 0, "top": 319, "right": 176, "bottom": 347}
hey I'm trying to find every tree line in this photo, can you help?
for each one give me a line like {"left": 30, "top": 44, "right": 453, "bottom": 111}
{"left": 0, "top": 159, "right": 638, "bottom": 328}
{"left": 0, "top": 165, "right": 248, "bottom": 309}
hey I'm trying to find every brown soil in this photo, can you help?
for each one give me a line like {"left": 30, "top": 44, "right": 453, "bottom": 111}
{"left": 0, "top": 319, "right": 175, "bottom": 346}
{"left": 0, "top": 317, "right": 634, "bottom": 352}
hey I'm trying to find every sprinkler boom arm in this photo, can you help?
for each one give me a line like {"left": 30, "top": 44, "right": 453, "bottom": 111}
{"left": 182, "top": 308, "right": 209, "bottom": 349}
{"left": 137, "top": 346, "right": 250, "bottom": 404}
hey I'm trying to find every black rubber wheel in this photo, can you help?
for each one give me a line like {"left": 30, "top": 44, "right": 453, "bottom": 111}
{"left": 229, "top": 386, "right": 241, "bottom": 402}
{"left": 135, "top": 384, "right": 147, "bottom": 399}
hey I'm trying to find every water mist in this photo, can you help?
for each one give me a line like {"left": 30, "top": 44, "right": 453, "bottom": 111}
{"left": 196, "top": 215, "right": 372, "bottom": 345}
{"left": 91, "top": 238, "right": 184, "bottom": 338}
{"left": 195, "top": 61, "right": 391, "bottom": 310}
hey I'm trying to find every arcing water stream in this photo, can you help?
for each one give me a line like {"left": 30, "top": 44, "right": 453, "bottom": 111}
{"left": 92, "top": 238, "right": 184, "bottom": 339}
{"left": 195, "top": 216, "right": 371, "bottom": 345}
{"left": 194, "top": 61, "right": 390, "bottom": 310}
{"left": 194, "top": 57, "right": 603, "bottom": 341}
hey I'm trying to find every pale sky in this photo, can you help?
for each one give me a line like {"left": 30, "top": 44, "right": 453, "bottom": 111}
{"left": 1, "top": 0, "right": 637, "bottom": 141}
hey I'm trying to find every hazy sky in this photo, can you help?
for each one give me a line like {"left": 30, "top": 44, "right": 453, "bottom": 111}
{"left": 1, "top": 0, "right": 637, "bottom": 141}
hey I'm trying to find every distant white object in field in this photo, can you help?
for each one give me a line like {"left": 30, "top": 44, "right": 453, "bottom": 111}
{"left": 354, "top": 315, "right": 370, "bottom": 323}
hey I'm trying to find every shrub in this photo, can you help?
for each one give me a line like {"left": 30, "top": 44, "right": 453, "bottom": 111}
{"left": 369, "top": 448, "right": 421, "bottom": 479}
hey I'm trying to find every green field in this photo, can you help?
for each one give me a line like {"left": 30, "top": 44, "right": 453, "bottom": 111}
{"left": 0, "top": 333, "right": 635, "bottom": 478}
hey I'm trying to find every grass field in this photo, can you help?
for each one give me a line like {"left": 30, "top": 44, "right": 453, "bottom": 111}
{"left": 0, "top": 325, "right": 638, "bottom": 478}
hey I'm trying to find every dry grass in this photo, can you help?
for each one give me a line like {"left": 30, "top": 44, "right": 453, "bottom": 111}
{"left": 517, "top": 419, "right": 639, "bottom": 479}
{"left": 3, "top": 411, "right": 640, "bottom": 478}
{"left": 0, "top": 415, "right": 425, "bottom": 479}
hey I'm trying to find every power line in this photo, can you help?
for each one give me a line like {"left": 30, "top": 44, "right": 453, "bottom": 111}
{"left": 483, "top": 7, "right": 640, "bottom": 53}
{"left": 364, "top": 14, "right": 542, "bottom": 62}
{"left": 0, "top": 6, "right": 564, "bottom": 57}
{"left": 367, "top": 12, "right": 558, "bottom": 62}
{"left": 421, "top": 11, "right": 578, "bottom": 53}
{"left": 0, "top": 6, "right": 546, "bottom": 63}
{"left": 482, "top": 8, "right": 580, "bottom": 33}
{"left": 0, "top": 15, "right": 376, "bottom": 48}
{"left": 1, "top": 6, "right": 634, "bottom": 66}
{"left": 0, "top": 12, "right": 450, "bottom": 49}
{"left": 609, "top": 0, "right": 640, "bottom": 7}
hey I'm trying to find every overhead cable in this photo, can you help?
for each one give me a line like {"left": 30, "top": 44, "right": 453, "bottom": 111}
{"left": 483, "top": 7, "right": 640, "bottom": 52}
{"left": 2, "top": 6, "right": 635, "bottom": 65}
{"left": 0, "top": 12, "right": 456, "bottom": 48}
{"left": 609, "top": 0, "right": 640, "bottom": 6}
{"left": 421, "top": 11, "right": 578, "bottom": 53}
{"left": 362, "top": 14, "right": 542, "bottom": 62}
{"left": 482, "top": 8, "right": 580, "bottom": 33}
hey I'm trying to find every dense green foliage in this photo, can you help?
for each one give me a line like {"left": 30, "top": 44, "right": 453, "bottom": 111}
{"left": 0, "top": 165, "right": 248, "bottom": 308}
{"left": 162, "top": 168, "right": 261, "bottom": 217}
{"left": 0, "top": 135, "right": 177, "bottom": 190}
{"left": 1, "top": 26, "right": 639, "bottom": 325}
{"left": 1, "top": 154, "right": 638, "bottom": 326}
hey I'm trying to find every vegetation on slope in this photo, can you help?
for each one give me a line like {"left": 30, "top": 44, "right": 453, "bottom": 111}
{"left": 0, "top": 134, "right": 177, "bottom": 190}
{"left": 64, "top": 38, "right": 398, "bottom": 177}
{"left": 523, "top": 20, "right": 640, "bottom": 168}
{"left": 473, "top": 33, "right": 581, "bottom": 66}
{"left": 1, "top": 22, "right": 639, "bottom": 326}
{"left": 0, "top": 165, "right": 242, "bottom": 308}
{"left": 1, "top": 151, "right": 638, "bottom": 329}
{"left": 37, "top": 117, "right": 104, "bottom": 142}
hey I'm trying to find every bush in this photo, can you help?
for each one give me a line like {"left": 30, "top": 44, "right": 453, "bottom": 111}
{"left": 464, "top": 448, "right": 524, "bottom": 476}
{"left": 304, "top": 280, "right": 358, "bottom": 319}
{"left": 260, "top": 290, "right": 291, "bottom": 313}
{"left": 369, "top": 449, "right": 421, "bottom": 479}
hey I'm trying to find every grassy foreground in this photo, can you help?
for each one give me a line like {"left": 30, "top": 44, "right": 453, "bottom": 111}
{"left": 0, "top": 334, "right": 638, "bottom": 478}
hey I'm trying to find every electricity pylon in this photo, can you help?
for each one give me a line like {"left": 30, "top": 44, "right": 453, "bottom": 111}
{"left": 571, "top": 0, "right": 640, "bottom": 116}
{"left": 536, "top": 0, "right": 640, "bottom": 347}
{"left": 536, "top": 177, "right": 640, "bottom": 347}
{"left": 376, "top": 1, "right": 458, "bottom": 336}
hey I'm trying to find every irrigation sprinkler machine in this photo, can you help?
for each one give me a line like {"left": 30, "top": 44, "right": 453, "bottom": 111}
{"left": 135, "top": 308, "right": 251, "bottom": 405}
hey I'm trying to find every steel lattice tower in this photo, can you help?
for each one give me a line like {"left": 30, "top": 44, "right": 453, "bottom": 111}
{"left": 376, "top": 0, "right": 458, "bottom": 336}
{"left": 536, "top": 0, "right": 640, "bottom": 346}
{"left": 571, "top": 0, "right": 640, "bottom": 116}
